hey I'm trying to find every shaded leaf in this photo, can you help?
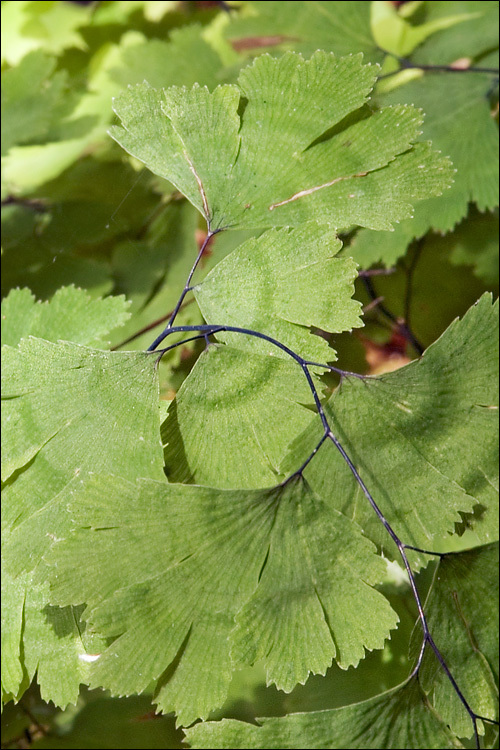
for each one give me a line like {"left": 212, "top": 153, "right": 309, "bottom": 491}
{"left": 186, "top": 678, "right": 459, "bottom": 749}
{"left": 225, "top": 1, "right": 383, "bottom": 63}
{"left": 410, "top": 0, "right": 499, "bottom": 67}
{"left": 412, "top": 544, "right": 499, "bottom": 738}
{"left": 1, "top": 51, "right": 68, "bottom": 156}
{"left": 162, "top": 344, "right": 316, "bottom": 488}
{"left": 110, "top": 25, "right": 227, "bottom": 90}
{"left": 376, "top": 72, "right": 498, "bottom": 233}
{"left": 28, "top": 693, "right": 185, "bottom": 749}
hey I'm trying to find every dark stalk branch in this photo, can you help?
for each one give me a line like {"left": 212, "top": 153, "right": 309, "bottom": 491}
{"left": 112, "top": 229, "right": 220, "bottom": 352}
{"left": 378, "top": 54, "right": 499, "bottom": 80}
{"left": 111, "top": 300, "right": 195, "bottom": 351}
{"left": 303, "top": 360, "right": 368, "bottom": 381}
{"left": 403, "top": 543, "right": 446, "bottom": 557}
{"left": 149, "top": 321, "right": 496, "bottom": 747}
{"left": 282, "top": 434, "right": 329, "bottom": 483}
{"left": 362, "top": 275, "right": 424, "bottom": 355}
{"left": 404, "top": 237, "right": 425, "bottom": 329}
{"left": 214, "top": 0, "right": 233, "bottom": 11}
{"left": 167, "top": 230, "right": 219, "bottom": 329}
{"left": 358, "top": 268, "right": 396, "bottom": 277}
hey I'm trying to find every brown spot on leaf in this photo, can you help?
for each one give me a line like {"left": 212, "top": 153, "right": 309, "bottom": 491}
{"left": 232, "top": 35, "right": 299, "bottom": 52}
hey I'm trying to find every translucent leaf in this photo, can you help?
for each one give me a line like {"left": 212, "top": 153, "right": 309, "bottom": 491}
{"left": 225, "top": 1, "right": 384, "bottom": 63}
{"left": 2, "top": 543, "right": 109, "bottom": 708}
{"left": 283, "top": 295, "right": 499, "bottom": 554}
{"left": 2, "top": 324, "right": 164, "bottom": 704}
{"left": 370, "top": 1, "right": 475, "bottom": 57}
{"left": 1, "top": 287, "right": 130, "bottom": 348}
{"left": 45, "top": 474, "right": 397, "bottom": 724}
{"left": 410, "top": 1, "right": 499, "bottom": 67}
{"left": 161, "top": 344, "right": 317, "bottom": 488}
{"left": 110, "top": 51, "right": 453, "bottom": 231}
{"left": 1, "top": 0, "right": 88, "bottom": 65}
{"left": 186, "top": 678, "right": 459, "bottom": 749}
{"left": 194, "top": 224, "right": 362, "bottom": 361}
{"left": 1, "top": 562, "right": 26, "bottom": 699}
{"left": 231, "top": 477, "right": 398, "bottom": 684}
{"left": 412, "top": 544, "right": 499, "bottom": 738}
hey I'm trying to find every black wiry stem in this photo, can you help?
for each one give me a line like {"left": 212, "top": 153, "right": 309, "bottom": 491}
{"left": 166, "top": 230, "right": 219, "bottom": 330}
{"left": 149, "top": 321, "right": 498, "bottom": 747}
{"left": 362, "top": 275, "right": 425, "bottom": 355}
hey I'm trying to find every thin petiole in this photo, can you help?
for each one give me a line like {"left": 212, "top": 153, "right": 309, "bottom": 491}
{"left": 164, "top": 229, "right": 219, "bottom": 332}
{"left": 403, "top": 543, "right": 446, "bottom": 558}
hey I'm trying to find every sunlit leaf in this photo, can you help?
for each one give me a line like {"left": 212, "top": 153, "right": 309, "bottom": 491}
{"left": 110, "top": 51, "right": 453, "bottom": 231}
{"left": 44, "top": 474, "right": 397, "bottom": 724}
{"left": 194, "top": 223, "right": 362, "bottom": 361}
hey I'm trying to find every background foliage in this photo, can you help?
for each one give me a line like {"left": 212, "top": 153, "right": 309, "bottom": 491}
{"left": 1, "top": 1, "right": 498, "bottom": 748}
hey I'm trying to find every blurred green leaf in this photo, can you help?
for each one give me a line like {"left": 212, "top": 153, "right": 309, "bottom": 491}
{"left": 225, "top": 1, "right": 384, "bottom": 62}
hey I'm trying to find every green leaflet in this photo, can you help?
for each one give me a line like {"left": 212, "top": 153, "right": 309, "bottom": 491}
{"left": 186, "top": 678, "right": 459, "bottom": 749}
{"left": 110, "top": 51, "right": 453, "bottom": 231}
{"left": 1, "top": 286, "right": 130, "bottom": 348}
{"left": 1, "top": 299, "right": 163, "bottom": 704}
{"left": 282, "top": 295, "right": 499, "bottom": 554}
{"left": 230, "top": 477, "right": 398, "bottom": 683}
{"left": 194, "top": 224, "right": 362, "bottom": 361}
{"left": 161, "top": 344, "right": 317, "bottom": 488}
{"left": 412, "top": 544, "right": 499, "bottom": 738}
{"left": 2, "top": 340, "right": 164, "bottom": 563}
{"left": 44, "top": 474, "right": 397, "bottom": 724}
{"left": 1, "top": 567, "right": 107, "bottom": 708}
{"left": 376, "top": 72, "right": 499, "bottom": 233}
